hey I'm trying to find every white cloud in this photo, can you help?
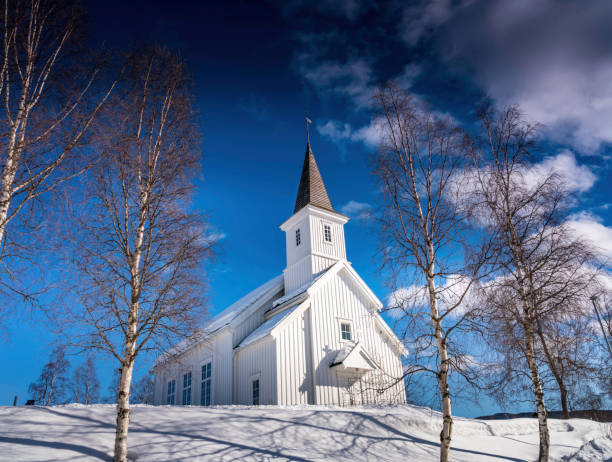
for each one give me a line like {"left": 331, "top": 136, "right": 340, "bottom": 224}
{"left": 317, "top": 120, "right": 352, "bottom": 143}
{"left": 401, "top": 0, "right": 475, "bottom": 46}
{"left": 301, "top": 58, "right": 375, "bottom": 109}
{"left": 521, "top": 150, "right": 597, "bottom": 193}
{"left": 418, "top": 0, "right": 612, "bottom": 153}
{"left": 452, "top": 150, "right": 596, "bottom": 199}
{"left": 386, "top": 285, "right": 428, "bottom": 319}
{"left": 339, "top": 200, "right": 371, "bottom": 221}
{"left": 449, "top": 151, "right": 598, "bottom": 228}
{"left": 566, "top": 212, "right": 612, "bottom": 261}
{"left": 386, "top": 274, "right": 477, "bottom": 318}
{"left": 205, "top": 232, "right": 227, "bottom": 243}
{"left": 351, "top": 120, "right": 383, "bottom": 147}
{"left": 316, "top": 118, "right": 383, "bottom": 148}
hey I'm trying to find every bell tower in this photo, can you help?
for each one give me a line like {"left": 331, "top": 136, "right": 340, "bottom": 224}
{"left": 280, "top": 141, "right": 349, "bottom": 293}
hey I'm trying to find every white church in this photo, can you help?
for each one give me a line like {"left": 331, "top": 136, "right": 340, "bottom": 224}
{"left": 153, "top": 141, "right": 407, "bottom": 406}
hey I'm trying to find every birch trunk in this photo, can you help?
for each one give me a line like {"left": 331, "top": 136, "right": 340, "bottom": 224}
{"left": 114, "top": 161, "right": 147, "bottom": 461}
{"left": 114, "top": 333, "right": 136, "bottom": 462}
{"left": 525, "top": 323, "right": 550, "bottom": 462}
{"left": 427, "top": 263, "right": 452, "bottom": 462}
{"left": 535, "top": 319, "right": 570, "bottom": 419}
{"left": 560, "top": 387, "right": 569, "bottom": 420}
{"left": 113, "top": 259, "right": 143, "bottom": 460}
{"left": 0, "top": 104, "right": 29, "bottom": 249}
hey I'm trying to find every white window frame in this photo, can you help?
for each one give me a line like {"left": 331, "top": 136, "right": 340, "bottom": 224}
{"left": 167, "top": 379, "right": 176, "bottom": 405}
{"left": 295, "top": 228, "right": 301, "bottom": 246}
{"left": 201, "top": 360, "right": 212, "bottom": 406}
{"left": 337, "top": 318, "right": 354, "bottom": 342}
{"left": 250, "top": 373, "right": 261, "bottom": 405}
{"left": 182, "top": 371, "right": 192, "bottom": 405}
{"left": 323, "top": 223, "right": 332, "bottom": 243}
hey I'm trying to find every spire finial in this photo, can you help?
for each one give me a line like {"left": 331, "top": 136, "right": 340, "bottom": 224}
{"left": 305, "top": 115, "right": 312, "bottom": 146}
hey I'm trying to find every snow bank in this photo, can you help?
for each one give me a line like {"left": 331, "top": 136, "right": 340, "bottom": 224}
{"left": 0, "top": 404, "right": 610, "bottom": 461}
{"left": 560, "top": 435, "right": 612, "bottom": 462}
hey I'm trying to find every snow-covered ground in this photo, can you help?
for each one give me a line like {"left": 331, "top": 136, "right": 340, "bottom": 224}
{"left": 0, "top": 404, "right": 610, "bottom": 461}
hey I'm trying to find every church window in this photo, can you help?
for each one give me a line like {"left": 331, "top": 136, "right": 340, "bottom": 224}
{"left": 182, "top": 372, "right": 192, "bottom": 405}
{"left": 323, "top": 224, "right": 332, "bottom": 243}
{"left": 201, "top": 362, "right": 212, "bottom": 406}
{"left": 341, "top": 322, "right": 352, "bottom": 341}
{"left": 252, "top": 379, "right": 260, "bottom": 405}
{"left": 167, "top": 379, "right": 176, "bottom": 405}
{"left": 295, "top": 228, "right": 301, "bottom": 246}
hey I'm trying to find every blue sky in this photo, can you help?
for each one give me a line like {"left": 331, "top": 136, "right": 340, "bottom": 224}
{"left": 1, "top": 0, "right": 611, "bottom": 417}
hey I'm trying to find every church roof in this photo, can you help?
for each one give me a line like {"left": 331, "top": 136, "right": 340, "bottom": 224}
{"left": 204, "top": 274, "right": 284, "bottom": 335}
{"left": 330, "top": 341, "right": 377, "bottom": 371}
{"left": 293, "top": 142, "right": 335, "bottom": 214}
{"left": 237, "top": 303, "right": 301, "bottom": 349}
{"left": 153, "top": 275, "right": 283, "bottom": 367}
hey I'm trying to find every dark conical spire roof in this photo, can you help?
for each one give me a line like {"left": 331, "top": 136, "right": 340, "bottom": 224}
{"left": 293, "top": 141, "right": 335, "bottom": 214}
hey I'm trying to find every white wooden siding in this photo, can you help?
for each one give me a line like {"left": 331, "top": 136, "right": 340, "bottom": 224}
{"left": 233, "top": 339, "right": 277, "bottom": 404}
{"left": 153, "top": 328, "right": 234, "bottom": 405}
{"left": 308, "top": 269, "right": 405, "bottom": 405}
{"left": 283, "top": 256, "right": 312, "bottom": 293}
{"left": 275, "top": 307, "right": 313, "bottom": 405}
{"left": 308, "top": 214, "right": 346, "bottom": 261}
{"left": 312, "top": 255, "right": 337, "bottom": 275}
{"left": 284, "top": 215, "right": 311, "bottom": 267}
{"left": 282, "top": 207, "right": 347, "bottom": 293}
{"left": 231, "top": 290, "right": 282, "bottom": 347}
{"left": 214, "top": 330, "right": 233, "bottom": 404}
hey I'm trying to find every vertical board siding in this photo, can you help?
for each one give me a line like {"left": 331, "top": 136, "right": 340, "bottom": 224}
{"left": 214, "top": 331, "right": 233, "bottom": 404}
{"left": 231, "top": 290, "right": 281, "bottom": 348}
{"left": 312, "top": 255, "right": 337, "bottom": 274}
{"left": 309, "top": 214, "right": 346, "bottom": 260}
{"left": 283, "top": 257, "right": 312, "bottom": 293}
{"left": 284, "top": 211, "right": 347, "bottom": 293}
{"left": 153, "top": 329, "right": 234, "bottom": 405}
{"left": 284, "top": 254, "right": 337, "bottom": 293}
{"left": 275, "top": 308, "right": 311, "bottom": 405}
{"left": 309, "top": 269, "right": 406, "bottom": 405}
{"left": 234, "top": 339, "right": 277, "bottom": 404}
{"left": 285, "top": 216, "right": 311, "bottom": 267}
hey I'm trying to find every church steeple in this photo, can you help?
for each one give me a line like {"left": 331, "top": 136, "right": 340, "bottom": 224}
{"left": 281, "top": 137, "right": 349, "bottom": 293}
{"left": 293, "top": 142, "right": 335, "bottom": 214}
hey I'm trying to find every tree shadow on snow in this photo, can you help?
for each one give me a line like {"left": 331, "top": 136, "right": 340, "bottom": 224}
{"left": 0, "top": 436, "right": 109, "bottom": 461}
{"left": 129, "top": 423, "right": 315, "bottom": 462}
{"left": 199, "top": 409, "right": 529, "bottom": 462}
{"left": 128, "top": 408, "right": 528, "bottom": 462}
{"left": 342, "top": 410, "right": 529, "bottom": 462}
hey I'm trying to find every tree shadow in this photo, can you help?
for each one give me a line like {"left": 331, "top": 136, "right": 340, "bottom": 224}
{"left": 0, "top": 406, "right": 559, "bottom": 461}
{"left": 131, "top": 407, "right": 529, "bottom": 461}
{"left": 0, "top": 435, "right": 109, "bottom": 461}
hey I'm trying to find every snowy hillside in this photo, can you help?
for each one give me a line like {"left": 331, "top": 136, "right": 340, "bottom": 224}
{"left": 0, "top": 404, "right": 610, "bottom": 461}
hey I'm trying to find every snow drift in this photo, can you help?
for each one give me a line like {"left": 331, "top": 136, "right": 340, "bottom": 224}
{"left": 0, "top": 404, "right": 610, "bottom": 461}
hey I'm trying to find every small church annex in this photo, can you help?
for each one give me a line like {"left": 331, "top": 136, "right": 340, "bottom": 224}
{"left": 153, "top": 141, "right": 407, "bottom": 406}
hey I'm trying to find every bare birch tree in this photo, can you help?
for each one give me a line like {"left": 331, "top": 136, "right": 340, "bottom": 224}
{"left": 535, "top": 307, "right": 602, "bottom": 418}
{"left": 371, "top": 84, "right": 488, "bottom": 462}
{"left": 469, "top": 105, "right": 600, "bottom": 461}
{"left": 72, "top": 355, "right": 100, "bottom": 404}
{"left": 130, "top": 372, "right": 154, "bottom": 404}
{"left": 64, "top": 46, "right": 213, "bottom": 462}
{"left": 479, "top": 291, "right": 604, "bottom": 420}
{"left": 0, "top": 0, "right": 114, "bottom": 301}
{"left": 28, "top": 345, "right": 70, "bottom": 405}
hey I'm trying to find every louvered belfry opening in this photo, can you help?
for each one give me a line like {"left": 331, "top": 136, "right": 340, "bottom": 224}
{"left": 293, "top": 142, "right": 335, "bottom": 214}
